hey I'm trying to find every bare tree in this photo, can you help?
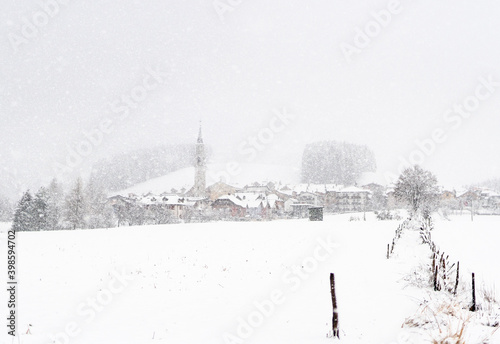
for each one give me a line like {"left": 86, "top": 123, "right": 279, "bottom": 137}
{"left": 394, "top": 165, "right": 440, "bottom": 220}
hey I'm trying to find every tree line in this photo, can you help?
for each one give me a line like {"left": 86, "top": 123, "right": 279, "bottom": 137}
{"left": 10, "top": 175, "right": 180, "bottom": 231}
{"left": 12, "top": 177, "right": 115, "bottom": 232}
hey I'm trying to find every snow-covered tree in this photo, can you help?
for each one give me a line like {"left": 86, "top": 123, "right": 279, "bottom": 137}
{"left": 12, "top": 191, "right": 35, "bottom": 232}
{"left": 0, "top": 195, "right": 13, "bottom": 221}
{"left": 439, "top": 193, "right": 459, "bottom": 219}
{"left": 146, "top": 204, "right": 174, "bottom": 225}
{"left": 64, "top": 178, "right": 87, "bottom": 230}
{"left": 32, "top": 187, "right": 50, "bottom": 231}
{"left": 111, "top": 201, "right": 131, "bottom": 227}
{"left": 127, "top": 203, "right": 146, "bottom": 226}
{"left": 84, "top": 176, "right": 115, "bottom": 229}
{"left": 370, "top": 187, "right": 387, "bottom": 211}
{"left": 393, "top": 165, "right": 440, "bottom": 220}
{"left": 46, "top": 178, "right": 64, "bottom": 230}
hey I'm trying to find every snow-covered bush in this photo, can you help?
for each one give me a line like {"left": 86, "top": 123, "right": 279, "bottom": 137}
{"left": 375, "top": 210, "right": 402, "bottom": 221}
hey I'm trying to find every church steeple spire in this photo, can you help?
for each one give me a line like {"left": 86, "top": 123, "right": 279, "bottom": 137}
{"left": 197, "top": 121, "right": 203, "bottom": 144}
{"left": 189, "top": 121, "right": 207, "bottom": 197}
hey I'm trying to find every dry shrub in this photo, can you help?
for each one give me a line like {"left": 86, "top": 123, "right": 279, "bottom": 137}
{"left": 403, "top": 299, "right": 471, "bottom": 343}
{"left": 431, "top": 315, "right": 468, "bottom": 344}
{"left": 403, "top": 297, "right": 500, "bottom": 343}
{"left": 480, "top": 284, "right": 498, "bottom": 305}
{"left": 477, "top": 284, "right": 500, "bottom": 328}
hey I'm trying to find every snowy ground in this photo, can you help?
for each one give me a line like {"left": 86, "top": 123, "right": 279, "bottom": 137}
{"left": 432, "top": 215, "right": 500, "bottom": 292}
{"left": 0, "top": 213, "right": 499, "bottom": 344}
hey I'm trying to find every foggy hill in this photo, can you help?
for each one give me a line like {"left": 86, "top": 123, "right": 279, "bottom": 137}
{"left": 91, "top": 144, "right": 207, "bottom": 192}
{"left": 301, "top": 141, "right": 376, "bottom": 185}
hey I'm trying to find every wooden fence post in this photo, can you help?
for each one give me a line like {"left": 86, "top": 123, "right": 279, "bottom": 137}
{"left": 434, "top": 267, "right": 439, "bottom": 291}
{"left": 330, "top": 273, "right": 339, "bottom": 339}
{"left": 454, "top": 261, "right": 460, "bottom": 295}
{"left": 432, "top": 253, "right": 436, "bottom": 277}
{"left": 470, "top": 272, "right": 476, "bottom": 312}
{"left": 442, "top": 255, "right": 447, "bottom": 290}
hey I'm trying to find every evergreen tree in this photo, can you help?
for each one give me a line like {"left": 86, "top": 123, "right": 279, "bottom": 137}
{"left": 64, "top": 178, "right": 86, "bottom": 230}
{"left": 0, "top": 195, "right": 13, "bottom": 221}
{"left": 12, "top": 191, "right": 35, "bottom": 232}
{"left": 370, "top": 187, "right": 388, "bottom": 211}
{"left": 147, "top": 204, "right": 173, "bottom": 225}
{"left": 84, "top": 176, "right": 115, "bottom": 229}
{"left": 47, "top": 178, "right": 64, "bottom": 230}
{"left": 128, "top": 203, "right": 146, "bottom": 226}
{"left": 33, "top": 187, "right": 49, "bottom": 231}
{"left": 112, "top": 201, "right": 130, "bottom": 227}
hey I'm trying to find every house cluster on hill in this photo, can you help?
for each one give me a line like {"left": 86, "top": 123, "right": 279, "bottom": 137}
{"left": 443, "top": 187, "right": 500, "bottom": 215}
{"left": 106, "top": 128, "right": 500, "bottom": 225}
{"left": 106, "top": 128, "right": 380, "bottom": 224}
{"left": 108, "top": 181, "right": 378, "bottom": 224}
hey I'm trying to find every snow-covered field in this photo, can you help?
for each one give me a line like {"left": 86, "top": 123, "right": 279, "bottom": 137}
{"left": 432, "top": 215, "right": 500, "bottom": 290}
{"left": 1, "top": 214, "right": 499, "bottom": 344}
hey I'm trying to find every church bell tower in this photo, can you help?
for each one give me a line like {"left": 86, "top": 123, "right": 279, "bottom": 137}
{"left": 192, "top": 123, "right": 206, "bottom": 197}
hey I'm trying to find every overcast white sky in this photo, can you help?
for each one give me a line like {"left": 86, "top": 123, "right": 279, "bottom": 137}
{"left": 1, "top": 0, "right": 500, "bottom": 197}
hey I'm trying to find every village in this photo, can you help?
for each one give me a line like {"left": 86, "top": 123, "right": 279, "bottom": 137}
{"left": 108, "top": 181, "right": 500, "bottom": 224}
{"left": 107, "top": 128, "right": 500, "bottom": 225}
